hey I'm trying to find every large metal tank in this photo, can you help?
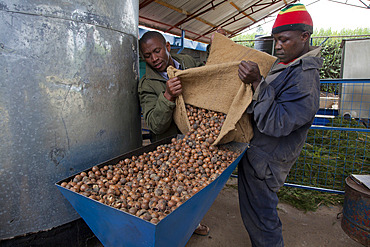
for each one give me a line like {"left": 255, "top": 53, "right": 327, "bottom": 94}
{"left": 0, "top": 0, "right": 140, "bottom": 240}
{"left": 254, "top": 35, "right": 274, "bottom": 55}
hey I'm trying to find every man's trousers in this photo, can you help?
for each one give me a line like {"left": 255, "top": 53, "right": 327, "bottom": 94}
{"left": 238, "top": 153, "right": 284, "bottom": 247}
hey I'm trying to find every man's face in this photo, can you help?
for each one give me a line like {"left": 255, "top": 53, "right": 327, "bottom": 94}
{"left": 273, "top": 30, "right": 309, "bottom": 63}
{"left": 140, "top": 37, "right": 172, "bottom": 72}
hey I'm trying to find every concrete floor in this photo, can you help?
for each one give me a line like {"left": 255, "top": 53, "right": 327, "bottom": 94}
{"left": 185, "top": 178, "right": 362, "bottom": 247}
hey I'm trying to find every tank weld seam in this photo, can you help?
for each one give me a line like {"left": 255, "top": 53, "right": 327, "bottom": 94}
{"left": 0, "top": 9, "right": 137, "bottom": 38}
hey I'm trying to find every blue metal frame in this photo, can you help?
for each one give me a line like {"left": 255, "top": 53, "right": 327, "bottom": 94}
{"left": 320, "top": 78, "right": 370, "bottom": 83}
{"left": 139, "top": 27, "right": 207, "bottom": 52}
{"left": 283, "top": 183, "right": 345, "bottom": 194}
{"left": 172, "top": 30, "right": 185, "bottom": 54}
{"left": 311, "top": 125, "right": 370, "bottom": 133}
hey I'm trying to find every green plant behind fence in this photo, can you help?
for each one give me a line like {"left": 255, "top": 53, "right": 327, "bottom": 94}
{"left": 288, "top": 117, "right": 370, "bottom": 190}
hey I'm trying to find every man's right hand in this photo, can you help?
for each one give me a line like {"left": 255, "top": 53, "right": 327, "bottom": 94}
{"left": 164, "top": 77, "right": 182, "bottom": 102}
{"left": 238, "top": 60, "right": 262, "bottom": 91}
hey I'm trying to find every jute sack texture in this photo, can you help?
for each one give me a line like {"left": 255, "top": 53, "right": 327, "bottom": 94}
{"left": 168, "top": 33, "right": 276, "bottom": 145}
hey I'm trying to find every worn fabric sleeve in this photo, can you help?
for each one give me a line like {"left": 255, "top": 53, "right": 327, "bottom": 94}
{"left": 139, "top": 81, "right": 176, "bottom": 135}
{"left": 247, "top": 69, "right": 319, "bottom": 138}
{"left": 251, "top": 77, "right": 265, "bottom": 101}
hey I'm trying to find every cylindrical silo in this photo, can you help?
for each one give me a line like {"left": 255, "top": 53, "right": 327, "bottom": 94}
{"left": 0, "top": 0, "right": 140, "bottom": 241}
{"left": 254, "top": 35, "right": 274, "bottom": 55}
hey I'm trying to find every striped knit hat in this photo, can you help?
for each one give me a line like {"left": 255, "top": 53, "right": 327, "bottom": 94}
{"left": 272, "top": 3, "right": 313, "bottom": 34}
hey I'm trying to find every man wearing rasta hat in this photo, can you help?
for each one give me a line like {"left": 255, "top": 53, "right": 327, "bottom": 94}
{"left": 237, "top": 3, "right": 322, "bottom": 246}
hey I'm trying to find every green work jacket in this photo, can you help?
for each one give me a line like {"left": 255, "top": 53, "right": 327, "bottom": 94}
{"left": 138, "top": 53, "right": 203, "bottom": 142}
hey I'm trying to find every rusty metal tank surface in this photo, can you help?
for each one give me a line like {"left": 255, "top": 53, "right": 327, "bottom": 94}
{"left": 341, "top": 176, "right": 370, "bottom": 246}
{"left": 0, "top": 0, "right": 140, "bottom": 240}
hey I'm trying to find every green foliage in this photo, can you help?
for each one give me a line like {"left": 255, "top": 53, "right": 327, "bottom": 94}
{"left": 282, "top": 116, "right": 368, "bottom": 212}
{"left": 231, "top": 33, "right": 256, "bottom": 48}
{"left": 277, "top": 187, "right": 344, "bottom": 212}
{"left": 288, "top": 117, "right": 370, "bottom": 191}
{"left": 313, "top": 27, "right": 370, "bottom": 43}
{"left": 317, "top": 43, "right": 342, "bottom": 79}
{"left": 312, "top": 28, "right": 370, "bottom": 79}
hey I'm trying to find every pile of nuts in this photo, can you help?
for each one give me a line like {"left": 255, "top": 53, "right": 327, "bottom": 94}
{"left": 61, "top": 104, "right": 241, "bottom": 224}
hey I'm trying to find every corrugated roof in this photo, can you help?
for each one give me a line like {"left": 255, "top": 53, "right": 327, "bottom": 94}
{"left": 139, "top": 0, "right": 298, "bottom": 44}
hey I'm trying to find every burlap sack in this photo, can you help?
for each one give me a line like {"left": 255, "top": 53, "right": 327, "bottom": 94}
{"left": 206, "top": 33, "right": 276, "bottom": 78}
{"left": 168, "top": 33, "right": 276, "bottom": 145}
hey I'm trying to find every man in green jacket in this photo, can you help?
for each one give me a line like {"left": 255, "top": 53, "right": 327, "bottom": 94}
{"left": 138, "top": 31, "right": 203, "bottom": 142}
{"left": 138, "top": 31, "right": 209, "bottom": 236}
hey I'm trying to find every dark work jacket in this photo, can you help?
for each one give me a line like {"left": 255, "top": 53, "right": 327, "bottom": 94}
{"left": 246, "top": 47, "right": 323, "bottom": 192}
